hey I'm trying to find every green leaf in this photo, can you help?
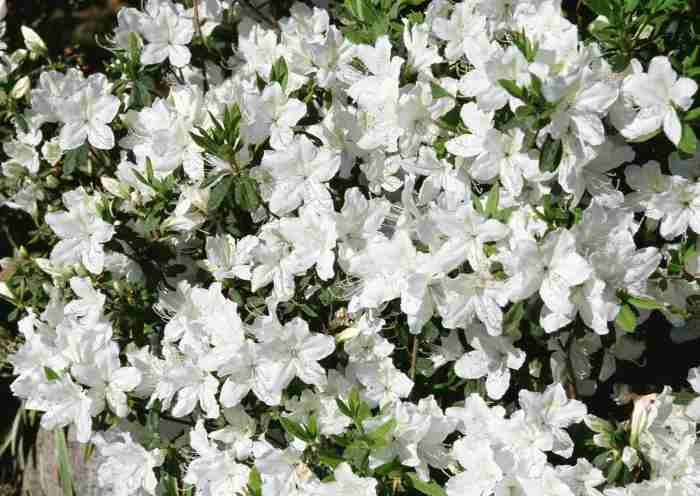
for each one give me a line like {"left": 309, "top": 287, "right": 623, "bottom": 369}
{"left": 279, "top": 417, "right": 313, "bottom": 443}
{"left": 366, "top": 419, "right": 396, "bottom": 447}
{"left": 503, "top": 301, "right": 525, "bottom": 335}
{"left": 485, "top": 184, "right": 500, "bottom": 218}
{"left": 344, "top": 439, "right": 370, "bottom": 468}
{"left": 270, "top": 57, "right": 289, "bottom": 91}
{"left": 297, "top": 303, "right": 319, "bottom": 318}
{"left": 44, "top": 366, "right": 60, "bottom": 380}
{"left": 430, "top": 82, "right": 452, "bottom": 99}
{"left": 627, "top": 295, "right": 665, "bottom": 310}
{"left": 233, "top": 176, "right": 260, "bottom": 211}
{"left": 678, "top": 123, "right": 698, "bottom": 154}
{"left": 539, "top": 135, "right": 563, "bottom": 172}
{"left": 498, "top": 79, "right": 525, "bottom": 100}
{"left": 336, "top": 398, "right": 353, "bottom": 419}
{"left": 208, "top": 175, "right": 234, "bottom": 212}
{"left": 624, "top": 0, "right": 640, "bottom": 11}
{"left": 306, "top": 414, "right": 319, "bottom": 440}
{"left": 472, "top": 193, "right": 485, "bottom": 215}
{"left": 54, "top": 428, "right": 74, "bottom": 496}
{"left": 584, "top": 0, "right": 614, "bottom": 16}
{"left": 685, "top": 108, "right": 700, "bottom": 122}
{"left": 62, "top": 144, "right": 88, "bottom": 176}
{"left": 318, "top": 450, "right": 344, "bottom": 468}
{"left": 606, "top": 458, "right": 624, "bottom": 484}
{"left": 407, "top": 472, "right": 447, "bottom": 496}
{"left": 615, "top": 303, "right": 637, "bottom": 333}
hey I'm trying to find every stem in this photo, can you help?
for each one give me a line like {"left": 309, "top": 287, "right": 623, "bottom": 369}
{"left": 563, "top": 333, "right": 578, "bottom": 399}
{"left": 239, "top": 0, "right": 279, "bottom": 29}
{"left": 192, "top": 0, "right": 210, "bottom": 92}
{"left": 409, "top": 335, "right": 418, "bottom": 380}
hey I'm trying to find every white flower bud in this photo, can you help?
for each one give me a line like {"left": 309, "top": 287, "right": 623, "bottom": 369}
{"left": 0, "top": 281, "right": 14, "bottom": 301}
{"left": 10, "top": 76, "right": 30, "bottom": 99}
{"left": 21, "top": 26, "right": 47, "bottom": 56}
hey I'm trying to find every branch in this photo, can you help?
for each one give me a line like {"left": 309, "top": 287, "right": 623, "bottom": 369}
{"left": 192, "top": 0, "right": 209, "bottom": 92}
{"left": 238, "top": 0, "right": 279, "bottom": 30}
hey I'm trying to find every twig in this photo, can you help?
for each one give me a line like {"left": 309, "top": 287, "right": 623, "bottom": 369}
{"left": 563, "top": 333, "right": 578, "bottom": 399}
{"left": 238, "top": 0, "right": 279, "bottom": 30}
{"left": 409, "top": 335, "right": 418, "bottom": 380}
{"left": 192, "top": 0, "right": 209, "bottom": 91}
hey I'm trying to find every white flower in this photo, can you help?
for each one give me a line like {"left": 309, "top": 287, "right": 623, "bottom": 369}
{"left": 310, "top": 463, "right": 377, "bottom": 496}
{"left": 518, "top": 383, "right": 587, "bottom": 458}
{"left": 454, "top": 325, "right": 526, "bottom": 400}
{"left": 403, "top": 21, "right": 442, "bottom": 75}
{"left": 184, "top": 420, "right": 251, "bottom": 496}
{"left": 348, "top": 358, "right": 413, "bottom": 408}
{"left": 397, "top": 81, "right": 453, "bottom": 156}
{"left": 35, "top": 375, "right": 95, "bottom": 443}
{"left": 201, "top": 234, "right": 258, "bottom": 281}
{"left": 501, "top": 230, "right": 593, "bottom": 331}
{"left": 56, "top": 74, "right": 120, "bottom": 150}
{"left": 257, "top": 317, "right": 335, "bottom": 389}
{"left": 45, "top": 187, "right": 115, "bottom": 274}
{"left": 619, "top": 56, "right": 698, "bottom": 145}
{"left": 646, "top": 176, "right": 700, "bottom": 239}
{"left": 542, "top": 64, "right": 618, "bottom": 148}
{"left": 140, "top": 0, "right": 194, "bottom": 68}
{"left": 446, "top": 438, "right": 503, "bottom": 496}
{"left": 92, "top": 429, "right": 164, "bottom": 496}
{"left": 257, "top": 135, "right": 339, "bottom": 215}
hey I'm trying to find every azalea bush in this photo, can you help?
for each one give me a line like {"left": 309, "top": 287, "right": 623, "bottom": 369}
{"left": 2, "top": 0, "right": 700, "bottom": 494}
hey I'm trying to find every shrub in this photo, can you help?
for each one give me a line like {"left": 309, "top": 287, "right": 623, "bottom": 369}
{"left": 1, "top": 0, "right": 700, "bottom": 494}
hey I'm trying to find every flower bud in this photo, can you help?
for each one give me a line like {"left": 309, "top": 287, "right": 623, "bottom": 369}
{"left": 21, "top": 26, "right": 47, "bottom": 56}
{"left": 41, "top": 140, "right": 63, "bottom": 166}
{"left": 10, "top": 76, "right": 30, "bottom": 99}
{"left": 0, "top": 282, "right": 14, "bottom": 301}
{"left": 45, "top": 175, "right": 60, "bottom": 189}
{"left": 621, "top": 446, "right": 639, "bottom": 469}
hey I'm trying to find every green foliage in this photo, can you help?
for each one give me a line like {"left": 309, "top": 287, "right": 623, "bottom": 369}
{"left": 584, "top": 0, "right": 698, "bottom": 71}
{"left": 333, "top": 0, "right": 428, "bottom": 44}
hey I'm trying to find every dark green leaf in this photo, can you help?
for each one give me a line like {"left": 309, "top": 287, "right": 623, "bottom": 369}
{"left": 233, "top": 176, "right": 260, "bottom": 211}
{"left": 539, "top": 135, "right": 563, "bottom": 172}
{"left": 62, "top": 144, "right": 88, "bottom": 176}
{"left": 503, "top": 301, "right": 525, "bottom": 335}
{"left": 318, "top": 450, "right": 344, "bottom": 468}
{"left": 607, "top": 459, "right": 624, "bottom": 484}
{"left": 208, "top": 175, "right": 234, "bottom": 212}
{"left": 584, "top": 0, "right": 614, "bottom": 16}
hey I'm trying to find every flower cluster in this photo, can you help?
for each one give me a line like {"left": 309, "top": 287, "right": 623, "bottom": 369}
{"left": 2, "top": 0, "right": 700, "bottom": 495}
